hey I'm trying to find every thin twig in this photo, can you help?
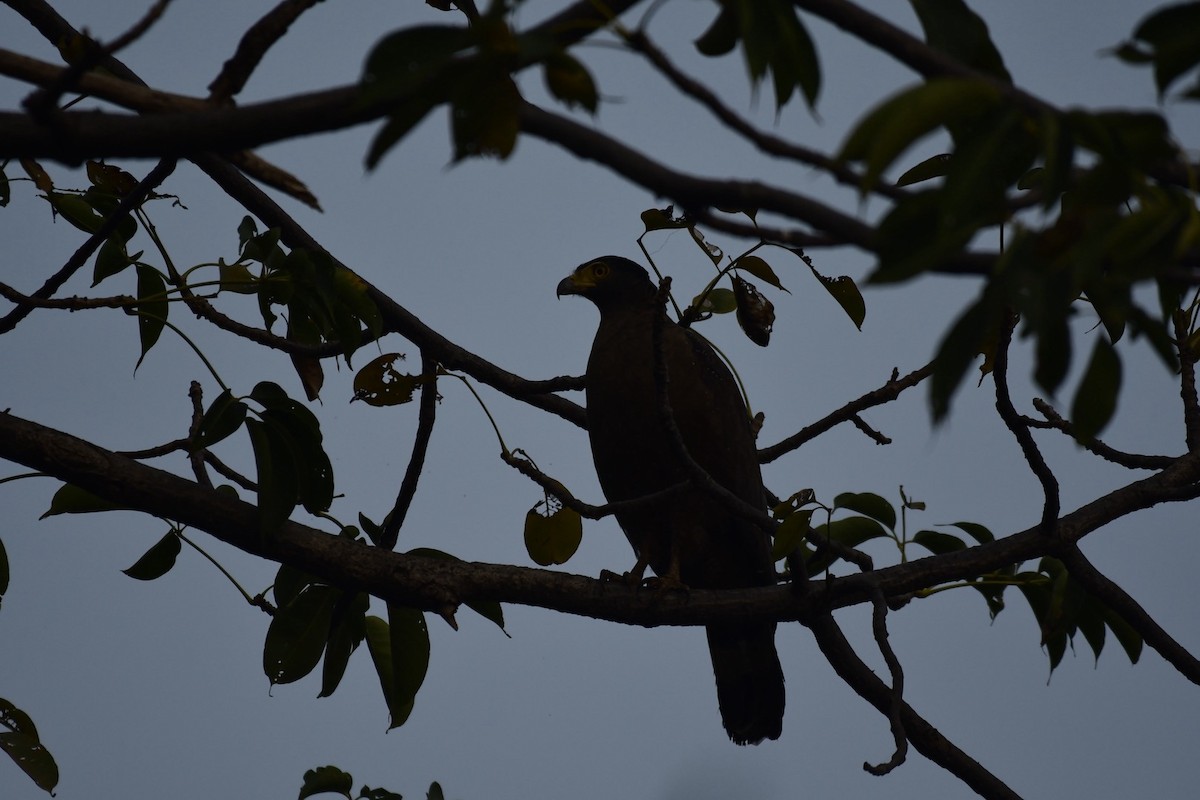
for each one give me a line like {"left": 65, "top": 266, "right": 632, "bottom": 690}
{"left": 993, "top": 314, "right": 1059, "bottom": 534}
{"left": 0, "top": 157, "right": 177, "bottom": 334}
{"left": 759, "top": 363, "right": 933, "bottom": 463}
{"left": 1030, "top": 398, "right": 1176, "bottom": 470}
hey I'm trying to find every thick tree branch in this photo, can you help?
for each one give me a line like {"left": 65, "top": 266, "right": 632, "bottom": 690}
{"left": 6, "top": 409, "right": 1200, "bottom": 632}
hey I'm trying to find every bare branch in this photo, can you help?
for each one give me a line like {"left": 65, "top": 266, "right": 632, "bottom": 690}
{"left": 759, "top": 363, "right": 933, "bottom": 464}
{"left": 378, "top": 355, "right": 439, "bottom": 550}
{"left": 993, "top": 315, "right": 1059, "bottom": 534}
{"left": 1030, "top": 398, "right": 1177, "bottom": 470}
{"left": 208, "top": 0, "right": 323, "bottom": 103}
{"left": 804, "top": 609, "right": 1020, "bottom": 799}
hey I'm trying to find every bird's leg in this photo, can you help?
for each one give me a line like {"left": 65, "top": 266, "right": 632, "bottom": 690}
{"left": 641, "top": 535, "right": 689, "bottom": 596}
{"left": 600, "top": 554, "right": 649, "bottom": 585}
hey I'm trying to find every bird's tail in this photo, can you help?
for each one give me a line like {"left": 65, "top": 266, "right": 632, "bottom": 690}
{"left": 706, "top": 623, "right": 785, "bottom": 745}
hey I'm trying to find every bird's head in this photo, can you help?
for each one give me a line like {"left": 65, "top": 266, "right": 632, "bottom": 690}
{"left": 556, "top": 256, "right": 656, "bottom": 313}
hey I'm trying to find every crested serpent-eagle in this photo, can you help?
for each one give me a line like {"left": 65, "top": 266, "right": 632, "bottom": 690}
{"left": 557, "top": 256, "right": 785, "bottom": 745}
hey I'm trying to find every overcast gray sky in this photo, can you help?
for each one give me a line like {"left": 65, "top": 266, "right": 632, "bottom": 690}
{"left": 2, "top": 1, "right": 1199, "bottom": 799}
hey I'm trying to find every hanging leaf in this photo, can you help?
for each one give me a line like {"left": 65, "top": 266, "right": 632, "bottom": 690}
{"left": 121, "top": 531, "right": 182, "bottom": 581}
{"left": 524, "top": 498, "right": 583, "bottom": 566}
{"left": 1071, "top": 337, "right": 1122, "bottom": 440}
{"left": 732, "top": 276, "right": 774, "bottom": 346}
{"left": 134, "top": 264, "right": 168, "bottom": 369}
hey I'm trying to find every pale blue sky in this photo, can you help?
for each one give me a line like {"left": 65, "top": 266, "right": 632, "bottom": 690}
{"left": 2, "top": 2, "right": 1198, "bottom": 799}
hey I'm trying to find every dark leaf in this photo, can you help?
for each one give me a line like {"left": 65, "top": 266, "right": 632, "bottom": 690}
{"left": 732, "top": 276, "right": 774, "bottom": 346}
{"left": 911, "top": 530, "right": 966, "bottom": 555}
{"left": 910, "top": 0, "right": 1011, "bottom": 82}
{"left": 833, "top": 491, "right": 896, "bottom": 530}
{"left": 134, "top": 264, "right": 168, "bottom": 370}
{"left": 0, "top": 727, "right": 59, "bottom": 793}
{"left": 1070, "top": 336, "right": 1122, "bottom": 440}
{"left": 896, "top": 153, "right": 951, "bottom": 186}
{"left": 121, "top": 530, "right": 182, "bottom": 581}
{"left": 40, "top": 483, "right": 125, "bottom": 518}
{"left": 695, "top": 4, "right": 739, "bottom": 56}
{"left": 771, "top": 508, "right": 813, "bottom": 561}
{"left": 193, "top": 389, "right": 248, "bottom": 451}
{"left": 263, "top": 585, "right": 339, "bottom": 686}
{"left": 734, "top": 255, "right": 787, "bottom": 291}
{"left": 320, "top": 591, "right": 369, "bottom": 698}
{"left": 298, "top": 765, "right": 353, "bottom": 800}
{"left": 92, "top": 235, "right": 137, "bottom": 286}
{"left": 353, "top": 353, "right": 432, "bottom": 407}
{"left": 47, "top": 192, "right": 105, "bottom": 233}
{"left": 640, "top": 206, "right": 690, "bottom": 232}
{"left": 542, "top": 52, "right": 598, "bottom": 113}
{"left": 691, "top": 287, "right": 737, "bottom": 315}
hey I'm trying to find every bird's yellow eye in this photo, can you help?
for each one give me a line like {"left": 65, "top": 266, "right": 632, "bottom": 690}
{"left": 590, "top": 261, "right": 610, "bottom": 279}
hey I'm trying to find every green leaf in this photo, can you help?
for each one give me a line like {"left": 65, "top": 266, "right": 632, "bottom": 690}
{"left": 298, "top": 765, "right": 353, "bottom": 800}
{"left": 1070, "top": 337, "right": 1122, "bottom": 440}
{"left": 896, "top": 153, "right": 951, "bottom": 186}
{"left": 352, "top": 353, "right": 429, "bottom": 407}
{"left": 695, "top": 4, "right": 739, "bottom": 56}
{"left": 771, "top": 508, "right": 812, "bottom": 561}
{"left": 92, "top": 235, "right": 137, "bottom": 286}
{"left": 833, "top": 492, "right": 896, "bottom": 530}
{"left": 911, "top": 530, "right": 966, "bottom": 555}
{"left": 840, "top": 78, "right": 1002, "bottom": 190}
{"left": 542, "top": 52, "right": 598, "bottom": 113}
{"left": 365, "top": 607, "right": 430, "bottom": 729}
{"left": 945, "top": 521, "right": 994, "bottom": 544}
{"left": 826, "top": 515, "right": 890, "bottom": 546}
{"left": 320, "top": 591, "right": 369, "bottom": 698}
{"left": 1103, "top": 606, "right": 1143, "bottom": 664}
{"left": 523, "top": 500, "right": 583, "bottom": 566}
{"left": 0, "top": 730, "right": 59, "bottom": 793}
{"left": 692, "top": 287, "right": 737, "bottom": 315}
{"left": 0, "top": 698, "right": 59, "bottom": 793}
{"left": 804, "top": 261, "right": 865, "bottom": 330}
{"left": 640, "top": 206, "right": 690, "bottom": 232}
{"left": 451, "top": 72, "right": 521, "bottom": 161}
{"left": 134, "top": 264, "right": 168, "bottom": 370}
{"left": 263, "top": 585, "right": 339, "bottom": 686}
{"left": 910, "top": 0, "right": 1011, "bottom": 82}
{"left": 247, "top": 417, "right": 297, "bottom": 533}
{"left": 47, "top": 192, "right": 105, "bottom": 233}
{"left": 734, "top": 255, "right": 787, "bottom": 291}
{"left": 40, "top": 483, "right": 124, "bottom": 518}
{"left": 218, "top": 260, "right": 258, "bottom": 294}
{"left": 1128, "top": 3, "right": 1200, "bottom": 97}
{"left": 121, "top": 530, "right": 181, "bottom": 581}
{"left": 193, "top": 389, "right": 248, "bottom": 451}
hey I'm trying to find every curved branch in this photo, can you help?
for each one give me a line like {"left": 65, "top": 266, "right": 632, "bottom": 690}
{"left": 1029, "top": 398, "right": 1177, "bottom": 470}
{"left": 759, "top": 363, "right": 933, "bottom": 464}
{"left": 804, "top": 610, "right": 1020, "bottom": 799}
{"left": 993, "top": 315, "right": 1059, "bottom": 533}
